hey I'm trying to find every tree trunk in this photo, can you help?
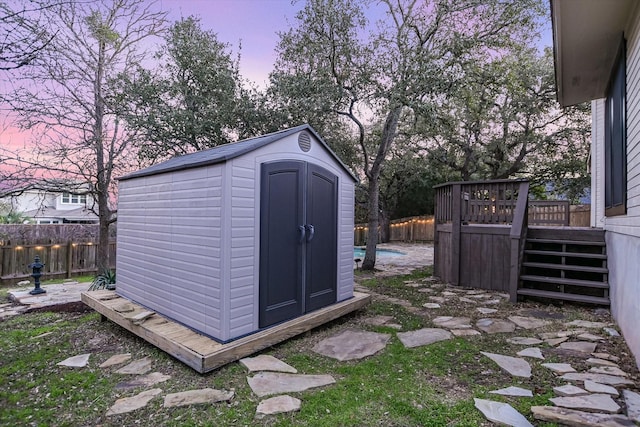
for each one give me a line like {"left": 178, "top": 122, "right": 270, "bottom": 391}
{"left": 361, "top": 105, "right": 402, "bottom": 271}
{"left": 96, "top": 189, "right": 110, "bottom": 273}
{"left": 361, "top": 177, "right": 379, "bottom": 270}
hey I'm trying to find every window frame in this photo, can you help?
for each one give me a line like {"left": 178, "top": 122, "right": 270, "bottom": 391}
{"left": 61, "top": 192, "right": 87, "bottom": 205}
{"left": 604, "top": 38, "right": 627, "bottom": 217}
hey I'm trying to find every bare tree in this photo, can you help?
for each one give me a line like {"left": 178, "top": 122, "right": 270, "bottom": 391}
{"left": 1, "top": 0, "right": 166, "bottom": 271}
{"left": 0, "top": 0, "right": 58, "bottom": 70}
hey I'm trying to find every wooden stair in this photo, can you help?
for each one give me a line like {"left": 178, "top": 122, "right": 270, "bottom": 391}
{"left": 517, "top": 227, "right": 609, "bottom": 305}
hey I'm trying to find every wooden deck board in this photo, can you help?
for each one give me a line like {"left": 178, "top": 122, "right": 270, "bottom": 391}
{"left": 81, "top": 290, "right": 370, "bottom": 373}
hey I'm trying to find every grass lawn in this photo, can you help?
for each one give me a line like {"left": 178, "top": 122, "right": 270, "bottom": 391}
{"left": 0, "top": 267, "right": 633, "bottom": 426}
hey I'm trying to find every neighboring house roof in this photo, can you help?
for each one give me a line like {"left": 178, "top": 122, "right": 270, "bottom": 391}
{"left": 23, "top": 206, "right": 98, "bottom": 223}
{"left": 119, "top": 124, "right": 357, "bottom": 182}
{"left": 551, "top": 0, "right": 636, "bottom": 106}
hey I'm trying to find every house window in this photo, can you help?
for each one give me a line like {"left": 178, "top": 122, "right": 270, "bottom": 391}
{"left": 605, "top": 39, "right": 627, "bottom": 217}
{"left": 61, "top": 192, "right": 87, "bottom": 204}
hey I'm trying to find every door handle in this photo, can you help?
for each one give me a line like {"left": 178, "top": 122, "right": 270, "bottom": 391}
{"left": 298, "top": 225, "right": 306, "bottom": 243}
{"left": 305, "top": 224, "right": 315, "bottom": 242}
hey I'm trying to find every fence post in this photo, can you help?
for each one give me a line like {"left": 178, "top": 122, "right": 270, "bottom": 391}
{"left": 66, "top": 240, "right": 73, "bottom": 278}
{"left": 451, "top": 183, "right": 462, "bottom": 286}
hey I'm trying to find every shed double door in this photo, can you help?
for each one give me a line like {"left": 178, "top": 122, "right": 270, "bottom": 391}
{"left": 259, "top": 160, "right": 337, "bottom": 328}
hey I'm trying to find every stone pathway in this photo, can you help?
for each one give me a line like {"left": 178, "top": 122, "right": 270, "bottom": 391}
{"left": 351, "top": 269, "right": 640, "bottom": 425}
{"left": 2, "top": 280, "right": 90, "bottom": 319}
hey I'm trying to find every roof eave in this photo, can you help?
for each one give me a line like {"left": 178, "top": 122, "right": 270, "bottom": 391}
{"left": 551, "top": 0, "right": 635, "bottom": 107}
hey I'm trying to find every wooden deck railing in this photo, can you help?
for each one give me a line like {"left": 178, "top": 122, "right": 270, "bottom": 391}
{"left": 528, "top": 200, "right": 570, "bottom": 226}
{"left": 433, "top": 179, "right": 530, "bottom": 299}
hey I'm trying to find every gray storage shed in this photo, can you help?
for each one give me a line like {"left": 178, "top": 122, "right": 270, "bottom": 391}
{"left": 116, "top": 125, "right": 357, "bottom": 342}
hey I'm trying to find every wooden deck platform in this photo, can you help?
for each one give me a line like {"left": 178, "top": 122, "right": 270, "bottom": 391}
{"left": 81, "top": 290, "right": 370, "bottom": 373}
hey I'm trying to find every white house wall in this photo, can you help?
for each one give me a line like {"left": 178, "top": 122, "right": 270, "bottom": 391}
{"left": 591, "top": 5, "right": 640, "bottom": 369}
{"left": 116, "top": 165, "right": 224, "bottom": 339}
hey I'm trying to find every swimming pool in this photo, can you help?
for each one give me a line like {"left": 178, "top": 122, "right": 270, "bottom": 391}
{"left": 353, "top": 247, "right": 406, "bottom": 258}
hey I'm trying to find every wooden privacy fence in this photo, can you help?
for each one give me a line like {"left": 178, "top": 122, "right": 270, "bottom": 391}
{"left": 354, "top": 215, "right": 435, "bottom": 246}
{"left": 0, "top": 241, "right": 116, "bottom": 286}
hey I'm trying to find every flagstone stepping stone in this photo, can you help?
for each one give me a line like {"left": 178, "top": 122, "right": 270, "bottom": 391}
{"left": 589, "top": 366, "right": 628, "bottom": 377}
{"left": 115, "top": 372, "right": 171, "bottom": 390}
{"left": 404, "top": 282, "right": 423, "bottom": 288}
{"left": 531, "top": 406, "right": 633, "bottom": 427}
{"left": 540, "top": 330, "right": 584, "bottom": 339}
{"left": 163, "top": 388, "right": 234, "bottom": 408}
{"left": 508, "top": 316, "right": 550, "bottom": 330}
{"left": 417, "top": 288, "right": 433, "bottom": 293}
{"left": 497, "top": 292, "right": 511, "bottom": 299}
{"left": 441, "top": 291, "right": 457, "bottom": 297}
{"left": 545, "top": 337, "right": 570, "bottom": 346}
{"left": 592, "top": 353, "right": 620, "bottom": 362}
{"left": 623, "top": 390, "right": 640, "bottom": 422}
{"left": 312, "top": 329, "right": 390, "bottom": 361}
{"left": 476, "top": 318, "right": 516, "bottom": 334}
{"left": 481, "top": 352, "right": 531, "bottom": 378}
{"left": 397, "top": 328, "right": 452, "bottom": 348}
{"left": 586, "top": 358, "right": 619, "bottom": 367}
{"left": 483, "top": 299, "right": 501, "bottom": 305}
{"left": 451, "top": 329, "right": 481, "bottom": 337}
{"left": 567, "top": 320, "right": 608, "bottom": 328}
{"left": 247, "top": 372, "right": 336, "bottom": 397}
{"left": 584, "top": 380, "right": 619, "bottom": 396}
{"left": 489, "top": 386, "right": 533, "bottom": 397}
{"left": 385, "top": 323, "right": 403, "bottom": 330}
{"left": 458, "top": 297, "right": 477, "bottom": 303}
{"left": 116, "top": 356, "right": 153, "bottom": 375}
{"left": 106, "top": 388, "right": 162, "bottom": 416}
{"left": 550, "top": 394, "right": 621, "bottom": 414}
{"left": 469, "top": 294, "right": 490, "bottom": 299}
{"left": 100, "top": 353, "right": 132, "bottom": 368}
{"left": 473, "top": 398, "right": 533, "bottom": 427}
{"left": 57, "top": 353, "right": 91, "bottom": 368}
{"left": 517, "top": 347, "right": 544, "bottom": 360}
{"left": 256, "top": 395, "right": 301, "bottom": 417}
{"left": 559, "top": 341, "right": 598, "bottom": 354}
{"left": 604, "top": 328, "right": 620, "bottom": 337}
{"left": 578, "top": 333, "right": 605, "bottom": 341}
{"left": 429, "top": 296, "right": 446, "bottom": 303}
{"left": 362, "top": 315, "right": 395, "bottom": 326}
{"left": 560, "top": 372, "right": 634, "bottom": 386}
{"left": 240, "top": 355, "right": 297, "bottom": 373}
{"left": 113, "top": 302, "right": 135, "bottom": 313}
{"left": 432, "top": 316, "right": 471, "bottom": 329}
{"left": 422, "top": 303, "right": 441, "bottom": 309}
{"left": 477, "top": 307, "right": 497, "bottom": 315}
{"left": 508, "top": 337, "right": 543, "bottom": 345}
{"left": 542, "top": 363, "right": 576, "bottom": 374}
{"left": 466, "top": 290, "right": 486, "bottom": 295}
{"left": 554, "top": 384, "right": 588, "bottom": 397}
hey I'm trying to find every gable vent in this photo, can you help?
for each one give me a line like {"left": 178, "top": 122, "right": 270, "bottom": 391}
{"left": 298, "top": 132, "right": 311, "bottom": 152}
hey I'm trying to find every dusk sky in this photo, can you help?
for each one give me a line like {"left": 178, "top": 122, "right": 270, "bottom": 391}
{"left": 156, "top": 0, "right": 388, "bottom": 87}
{"left": 1, "top": 0, "right": 554, "bottom": 150}
{"left": 156, "top": 0, "right": 554, "bottom": 88}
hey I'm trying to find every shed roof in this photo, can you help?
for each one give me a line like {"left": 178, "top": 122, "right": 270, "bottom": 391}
{"left": 120, "top": 124, "right": 357, "bottom": 181}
